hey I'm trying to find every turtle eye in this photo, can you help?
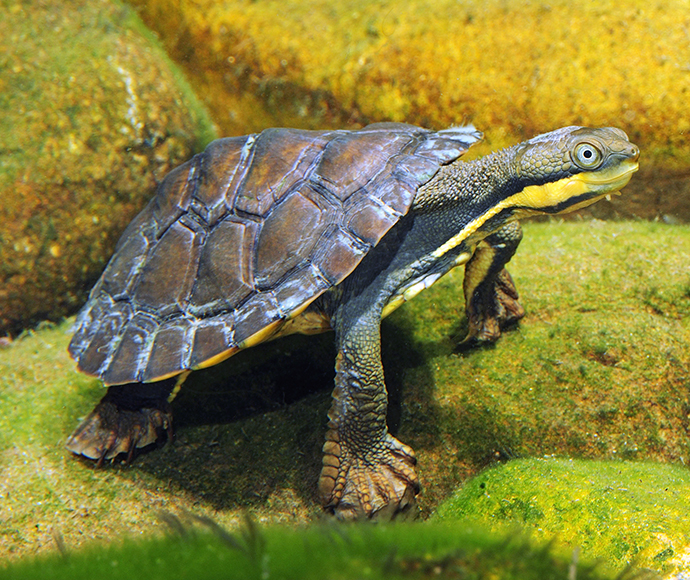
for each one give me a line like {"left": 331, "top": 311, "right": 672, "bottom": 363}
{"left": 572, "top": 142, "right": 603, "bottom": 169}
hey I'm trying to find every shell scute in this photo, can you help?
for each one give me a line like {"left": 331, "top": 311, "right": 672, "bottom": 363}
{"left": 310, "top": 227, "right": 367, "bottom": 285}
{"left": 75, "top": 299, "right": 133, "bottom": 377}
{"left": 255, "top": 189, "right": 327, "bottom": 289}
{"left": 235, "top": 128, "right": 332, "bottom": 217}
{"left": 189, "top": 314, "right": 236, "bottom": 369}
{"left": 100, "top": 226, "right": 150, "bottom": 300}
{"left": 188, "top": 218, "right": 257, "bottom": 314}
{"left": 346, "top": 198, "right": 399, "bottom": 245}
{"left": 316, "top": 131, "right": 409, "bottom": 201}
{"left": 369, "top": 177, "right": 417, "bottom": 216}
{"left": 102, "top": 312, "right": 158, "bottom": 385}
{"left": 413, "top": 126, "right": 482, "bottom": 163}
{"left": 132, "top": 220, "right": 202, "bottom": 316}
{"left": 391, "top": 153, "right": 444, "bottom": 185}
{"left": 70, "top": 122, "right": 481, "bottom": 383}
{"left": 233, "top": 291, "right": 283, "bottom": 346}
{"left": 271, "top": 262, "right": 332, "bottom": 315}
{"left": 150, "top": 161, "right": 195, "bottom": 238}
{"left": 192, "top": 136, "right": 252, "bottom": 226}
{"left": 196, "top": 137, "right": 249, "bottom": 207}
{"left": 143, "top": 318, "right": 194, "bottom": 382}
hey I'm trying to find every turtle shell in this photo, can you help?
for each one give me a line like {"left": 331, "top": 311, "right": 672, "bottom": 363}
{"left": 69, "top": 122, "right": 481, "bottom": 385}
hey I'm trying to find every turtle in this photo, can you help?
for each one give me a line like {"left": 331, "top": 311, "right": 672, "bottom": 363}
{"left": 66, "top": 122, "right": 639, "bottom": 519}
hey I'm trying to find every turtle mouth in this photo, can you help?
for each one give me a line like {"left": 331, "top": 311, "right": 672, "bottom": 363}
{"left": 548, "top": 160, "right": 639, "bottom": 214}
{"left": 576, "top": 158, "right": 639, "bottom": 189}
{"left": 571, "top": 158, "right": 639, "bottom": 208}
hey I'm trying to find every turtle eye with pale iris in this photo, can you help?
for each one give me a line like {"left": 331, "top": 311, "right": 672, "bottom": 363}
{"left": 572, "top": 142, "right": 604, "bottom": 170}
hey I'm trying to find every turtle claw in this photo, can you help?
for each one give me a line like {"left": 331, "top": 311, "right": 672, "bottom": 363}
{"left": 462, "top": 268, "right": 525, "bottom": 345}
{"left": 66, "top": 399, "right": 172, "bottom": 464}
{"left": 319, "top": 432, "right": 420, "bottom": 520}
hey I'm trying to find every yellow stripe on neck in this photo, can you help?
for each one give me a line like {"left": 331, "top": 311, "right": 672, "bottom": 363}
{"left": 431, "top": 160, "right": 637, "bottom": 259}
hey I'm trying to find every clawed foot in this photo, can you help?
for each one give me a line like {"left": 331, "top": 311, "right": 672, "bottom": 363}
{"left": 462, "top": 268, "right": 525, "bottom": 344}
{"left": 66, "top": 398, "right": 172, "bottom": 465}
{"left": 318, "top": 432, "right": 420, "bottom": 520}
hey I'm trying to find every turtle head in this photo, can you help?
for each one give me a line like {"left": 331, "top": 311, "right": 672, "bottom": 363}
{"left": 509, "top": 126, "right": 639, "bottom": 215}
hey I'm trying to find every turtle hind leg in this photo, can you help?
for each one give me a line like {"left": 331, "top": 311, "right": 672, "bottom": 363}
{"left": 66, "top": 378, "right": 179, "bottom": 465}
{"left": 461, "top": 221, "right": 525, "bottom": 345}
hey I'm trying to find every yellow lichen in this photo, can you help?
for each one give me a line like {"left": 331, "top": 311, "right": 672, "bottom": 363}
{"left": 130, "top": 0, "right": 690, "bottom": 167}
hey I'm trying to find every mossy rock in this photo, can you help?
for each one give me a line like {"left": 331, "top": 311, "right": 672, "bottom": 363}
{"left": 0, "top": 221, "right": 688, "bottom": 562}
{"left": 128, "top": 0, "right": 690, "bottom": 221}
{"left": 0, "top": 0, "right": 216, "bottom": 337}
{"left": 435, "top": 457, "right": 690, "bottom": 576}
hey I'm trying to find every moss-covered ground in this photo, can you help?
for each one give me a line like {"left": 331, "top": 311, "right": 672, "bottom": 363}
{"left": 436, "top": 458, "right": 690, "bottom": 576}
{"left": 0, "top": 221, "right": 688, "bottom": 574}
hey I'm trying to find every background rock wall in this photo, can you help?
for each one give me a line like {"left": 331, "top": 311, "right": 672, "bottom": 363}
{"left": 128, "top": 0, "right": 690, "bottom": 222}
{"left": 0, "top": 0, "right": 216, "bottom": 336}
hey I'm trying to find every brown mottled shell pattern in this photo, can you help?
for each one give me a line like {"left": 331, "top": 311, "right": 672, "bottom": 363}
{"left": 69, "top": 122, "right": 480, "bottom": 385}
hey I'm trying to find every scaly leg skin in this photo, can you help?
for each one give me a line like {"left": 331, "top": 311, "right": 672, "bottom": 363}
{"left": 462, "top": 221, "right": 525, "bottom": 344}
{"left": 318, "top": 313, "right": 420, "bottom": 520}
{"left": 66, "top": 380, "right": 176, "bottom": 465}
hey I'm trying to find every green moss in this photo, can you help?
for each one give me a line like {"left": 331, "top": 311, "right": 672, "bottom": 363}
{"left": 0, "top": 518, "right": 633, "bottom": 580}
{"left": 435, "top": 458, "right": 690, "bottom": 574}
{"left": 392, "top": 222, "right": 690, "bottom": 498}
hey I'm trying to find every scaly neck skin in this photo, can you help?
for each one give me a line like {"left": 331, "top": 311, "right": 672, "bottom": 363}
{"left": 409, "top": 145, "right": 526, "bottom": 254}
{"left": 413, "top": 144, "right": 521, "bottom": 215}
{"left": 331, "top": 144, "right": 528, "bottom": 318}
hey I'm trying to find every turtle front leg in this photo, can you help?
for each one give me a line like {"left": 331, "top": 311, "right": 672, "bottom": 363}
{"left": 318, "top": 312, "right": 419, "bottom": 519}
{"left": 66, "top": 379, "right": 178, "bottom": 465}
{"left": 462, "top": 221, "right": 525, "bottom": 344}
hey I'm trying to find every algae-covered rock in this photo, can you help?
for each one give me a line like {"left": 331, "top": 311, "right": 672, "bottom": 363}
{"left": 435, "top": 457, "right": 690, "bottom": 576}
{"left": 0, "top": 0, "right": 216, "bottom": 336}
{"left": 1, "top": 222, "right": 688, "bottom": 560}
{"left": 128, "top": 0, "right": 690, "bottom": 221}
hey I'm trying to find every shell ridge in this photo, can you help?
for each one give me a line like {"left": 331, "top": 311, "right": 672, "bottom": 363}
{"left": 213, "top": 138, "right": 251, "bottom": 211}
{"left": 225, "top": 133, "right": 258, "bottom": 211}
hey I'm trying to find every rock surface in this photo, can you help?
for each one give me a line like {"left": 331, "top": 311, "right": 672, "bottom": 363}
{"left": 435, "top": 457, "right": 690, "bottom": 576}
{"left": 127, "top": 0, "right": 690, "bottom": 221}
{"left": 1, "top": 222, "right": 688, "bottom": 573}
{"left": 0, "top": 0, "right": 215, "bottom": 336}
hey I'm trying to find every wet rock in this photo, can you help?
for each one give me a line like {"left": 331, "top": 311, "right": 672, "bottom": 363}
{"left": 129, "top": 0, "right": 690, "bottom": 221}
{"left": 0, "top": 0, "right": 215, "bottom": 336}
{"left": 435, "top": 457, "right": 690, "bottom": 576}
